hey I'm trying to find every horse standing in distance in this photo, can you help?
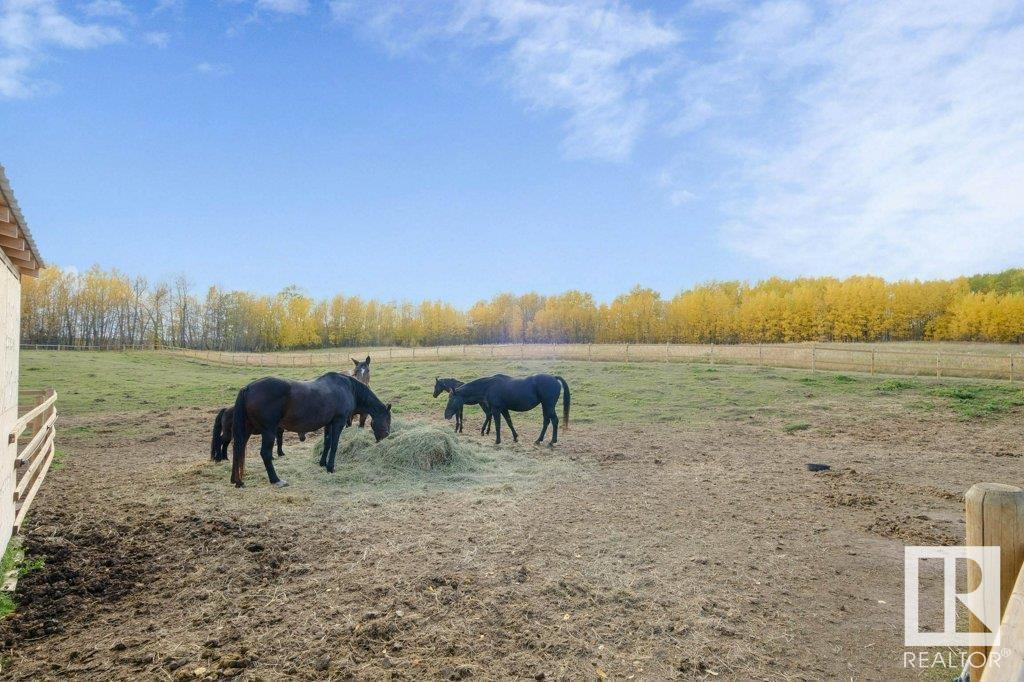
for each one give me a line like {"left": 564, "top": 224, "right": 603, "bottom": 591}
{"left": 348, "top": 356, "right": 371, "bottom": 427}
{"left": 433, "top": 376, "right": 507, "bottom": 434}
{"left": 231, "top": 372, "right": 391, "bottom": 487}
{"left": 445, "top": 374, "right": 569, "bottom": 446}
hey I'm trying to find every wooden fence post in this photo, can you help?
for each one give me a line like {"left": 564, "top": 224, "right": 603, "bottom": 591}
{"left": 810, "top": 344, "right": 816, "bottom": 372}
{"left": 936, "top": 351, "right": 941, "bottom": 378}
{"left": 588, "top": 344, "right": 592, "bottom": 362}
{"left": 625, "top": 344, "right": 630, "bottom": 363}
{"left": 965, "top": 483, "right": 1024, "bottom": 682}
{"left": 871, "top": 350, "right": 876, "bottom": 375}
{"left": 1010, "top": 355, "right": 1015, "bottom": 384}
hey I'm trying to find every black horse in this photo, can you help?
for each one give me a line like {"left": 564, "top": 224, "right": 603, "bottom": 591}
{"left": 231, "top": 372, "right": 391, "bottom": 487}
{"left": 210, "top": 406, "right": 286, "bottom": 462}
{"left": 445, "top": 374, "right": 569, "bottom": 446}
{"left": 432, "top": 376, "right": 507, "bottom": 434}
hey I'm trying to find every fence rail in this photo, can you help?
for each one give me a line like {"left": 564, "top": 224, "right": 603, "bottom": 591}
{"left": 153, "top": 343, "right": 1024, "bottom": 382}
{"left": 10, "top": 388, "right": 57, "bottom": 534}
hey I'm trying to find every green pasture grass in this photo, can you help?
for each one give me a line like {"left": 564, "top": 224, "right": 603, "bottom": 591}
{"left": 19, "top": 350, "right": 1024, "bottom": 425}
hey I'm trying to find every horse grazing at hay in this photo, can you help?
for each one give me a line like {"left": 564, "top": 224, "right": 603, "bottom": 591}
{"left": 445, "top": 374, "right": 569, "bottom": 446}
{"left": 210, "top": 407, "right": 287, "bottom": 462}
{"left": 432, "top": 375, "right": 508, "bottom": 434}
{"left": 231, "top": 372, "right": 391, "bottom": 487}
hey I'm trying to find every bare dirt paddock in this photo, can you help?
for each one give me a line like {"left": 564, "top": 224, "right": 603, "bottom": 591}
{"left": 2, "top": 352, "right": 1023, "bottom": 680}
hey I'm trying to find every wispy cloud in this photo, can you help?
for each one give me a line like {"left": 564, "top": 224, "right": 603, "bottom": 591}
{"left": 337, "top": 0, "right": 1024, "bottom": 278}
{"left": 143, "top": 30, "right": 169, "bottom": 48}
{"left": 688, "top": 0, "right": 1024, "bottom": 278}
{"left": 255, "top": 0, "right": 309, "bottom": 15}
{"left": 0, "top": 0, "right": 123, "bottom": 97}
{"left": 334, "top": 0, "right": 679, "bottom": 161}
{"left": 196, "top": 60, "right": 232, "bottom": 76}
{"left": 81, "top": 0, "right": 134, "bottom": 20}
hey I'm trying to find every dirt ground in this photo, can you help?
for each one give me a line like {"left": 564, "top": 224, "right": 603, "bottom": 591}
{"left": 1, "top": 399, "right": 1021, "bottom": 680}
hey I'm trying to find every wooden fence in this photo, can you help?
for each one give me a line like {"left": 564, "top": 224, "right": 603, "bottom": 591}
{"left": 160, "top": 343, "right": 1024, "bottom": 382}
{"left": 9, "top": 388, "right": 57, "bottom": 534}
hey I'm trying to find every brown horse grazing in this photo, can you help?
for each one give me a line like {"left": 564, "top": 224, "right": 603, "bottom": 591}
{"left": 210, "top": 407, "right": 286, "bottom": 462}
{"left": 347, "top": 356, "right": 371, "bottom": 427}
{"left": 231, "top": 372, "right": 391, "bottom": 487}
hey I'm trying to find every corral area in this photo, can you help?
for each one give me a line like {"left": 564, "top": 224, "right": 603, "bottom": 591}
{"left": 2, "top": 351, "right": 1024, "bottom": 680}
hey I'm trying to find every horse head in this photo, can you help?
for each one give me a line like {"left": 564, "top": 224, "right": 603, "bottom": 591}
{"left": 443, "top": 389, "right": 464, "bottom": 420}
{"left": 351, "top": 355, "right": 371, "bottom": 385}
{"left": 371, "top": 402, "right": 392, "bottom": 442}
{"left": 432, "top": 377, "right": 446, "bottom": 398}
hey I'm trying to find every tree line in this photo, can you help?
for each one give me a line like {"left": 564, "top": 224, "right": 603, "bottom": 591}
{"left": 20, "top": 266, "right": 1024, "bottom": 350}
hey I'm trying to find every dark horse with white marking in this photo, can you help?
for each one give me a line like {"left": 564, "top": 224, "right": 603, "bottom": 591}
{"left": 432, "top": 376, "right": 508, "bottom": 434}
{"left": 445, "top": 374, "right": 569, "bottom": 446}
{"left": 210, "top": 407, "right": 285, "bottom": 462}
{"left": 348, "top": 356, "right": 371, "bottom": 427}
{"left": 231, "top": 372, "right": 391, "bottom": 487}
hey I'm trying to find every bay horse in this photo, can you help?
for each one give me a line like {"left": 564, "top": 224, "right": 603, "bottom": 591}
{"left": 432, "top": 376, "right": 507, "bottom": 434}
{"left": 210, "top": 406, "right": 286, "bottom": 462}
{"left": 348, "top": 356, "right": 371, "bottom": 427}
{"left": 445, "top": 374, "right": 569, "bottom": 446}
{"left": 231, "top": 372, "right": 391, "bottom": 487}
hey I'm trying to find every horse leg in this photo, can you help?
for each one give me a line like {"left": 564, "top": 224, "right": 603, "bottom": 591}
{"left": 548, "top": 405, "right": 559, "bottom": 446}
{"left": 220, "top": 433, "right": 231, "bottom": 461}
{"left": 536, "top": 411, "right": 550, "bottom": 444}
{"left": 326, "top": 420, "right": 345, "bottom": 473}
{"left": 319, "top": 426, "right": 333, "bottom": 468}
{"left": 276, "top": 428, "right": 285, "bottom": 457}
{"left": 230, "top": 432, "right": 249, "bottom": 486}
{"left": 493, "top": 406, "right": 502, "bottom": 445}
{"left": 358, "top": 412, "right": 367, "bottom": 428}
{"left": 503, "top": 410, "right": 518, "bottom": 442}
{"left": 259, "top": 430, "right": 286, "bottom": 487}
{"left": 456, "top": 406, "right": 463, "bottom": 433}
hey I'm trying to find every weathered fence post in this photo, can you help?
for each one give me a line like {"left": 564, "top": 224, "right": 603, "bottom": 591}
{"left": 810, "top": 344, "right": 816, "bottom": 372}
{"left": 625, "top": 344, "right": 630, "bottom": 363}
{"left": 1010, "top": 355, "right": 1015, "bottom": 384}
{"left": 588, "top": 344, "right": 592, "bottom": 362}
{"left": 965, "top": 483, "right": 1024, "bottom": 681}
{"left": 709, "top": 343, "right": 715, "bottom": 366}
{"left": 871, "top": 350, "right": 876, "bottom": 375}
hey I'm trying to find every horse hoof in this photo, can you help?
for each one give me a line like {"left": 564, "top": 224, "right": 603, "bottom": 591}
{"left": 547, "top": 442, "right": 555, "bottom": 449}
{"left": 273, "top": 480, "right": 289, "bottom": 488}
{"left": 326, "top": 467, "right": 335, "bottom": 474}
{"left": 234, "top": 482, "right": 245, "bottom": 488}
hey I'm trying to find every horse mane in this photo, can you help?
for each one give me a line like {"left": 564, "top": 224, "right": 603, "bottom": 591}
{"left": 347, "top": 375, "right": 387, "bottom": 414}
{"left": 440, "top": 378, "right": 464, "bottom": 391}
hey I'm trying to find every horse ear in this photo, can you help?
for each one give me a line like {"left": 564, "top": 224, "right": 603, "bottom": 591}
{"left": 365, "top": 355, "right": 371, "bottom": 364}
{"left": 352, "top": 358, "right": 359, "bottom": 365}
{"left": 386, "top": 403, "right": 392, "bottom": 413}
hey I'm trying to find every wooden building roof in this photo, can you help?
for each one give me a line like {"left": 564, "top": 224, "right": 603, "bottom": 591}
{"left": 0, "top": 165, "right": 44, "bottom": 278}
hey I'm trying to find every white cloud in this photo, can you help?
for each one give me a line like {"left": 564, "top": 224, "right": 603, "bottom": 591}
{"left": 196, "top": 61, "right": 232, "bottom": 76}
{"left": 335, "top": 0, "right": 679, "bottom": 161}
{"left": 256, "top": 0, "right": 309, "bottom": 15}
{"left": 337, "top": 0, "right": 1024, "bottom": 277}
{"left": 81, "top": 0, "right": 133, "bottom": 20}
{"left": 692, "top": 0, "right": 1024, "bottom": 278}
{"left": 143, "top": 30, "right": 169, "bottom": 47}
{"left": 0, "top": 0, "right": 123, "bottom": 97}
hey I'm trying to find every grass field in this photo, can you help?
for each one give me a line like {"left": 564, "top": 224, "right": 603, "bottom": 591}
{"left": 4, "top": 350, "right": 1024, "bottom": 680}
{"left": 20, "top": 349, "right": 1024, "bottom": 423}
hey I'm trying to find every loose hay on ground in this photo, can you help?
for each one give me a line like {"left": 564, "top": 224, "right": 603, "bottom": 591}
{"left": 311, "top": 420, "right": 512, "bottom": 486}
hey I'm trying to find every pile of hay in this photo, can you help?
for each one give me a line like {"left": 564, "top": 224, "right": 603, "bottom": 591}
{"left": 312, "top": 420, "right": 493, "bottom": 482}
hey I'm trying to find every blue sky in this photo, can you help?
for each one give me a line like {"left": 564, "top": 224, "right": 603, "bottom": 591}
{"left": 2, "top": 0, "right": 1023, "bottom": 306}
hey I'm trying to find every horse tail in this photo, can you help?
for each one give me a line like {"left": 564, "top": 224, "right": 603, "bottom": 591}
{"left": 231, "top": 387, "right": 248, "bottom": 486}
{"left": 555, "top": 376, "right": 570, "bottom": 429}
{"left": 211, "top": 408, "right": 226, "bottom": 460}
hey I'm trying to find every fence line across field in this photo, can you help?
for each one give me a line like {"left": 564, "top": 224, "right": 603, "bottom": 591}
{"left": 143, "top": 343, "right": 1024, "bottom": 383}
